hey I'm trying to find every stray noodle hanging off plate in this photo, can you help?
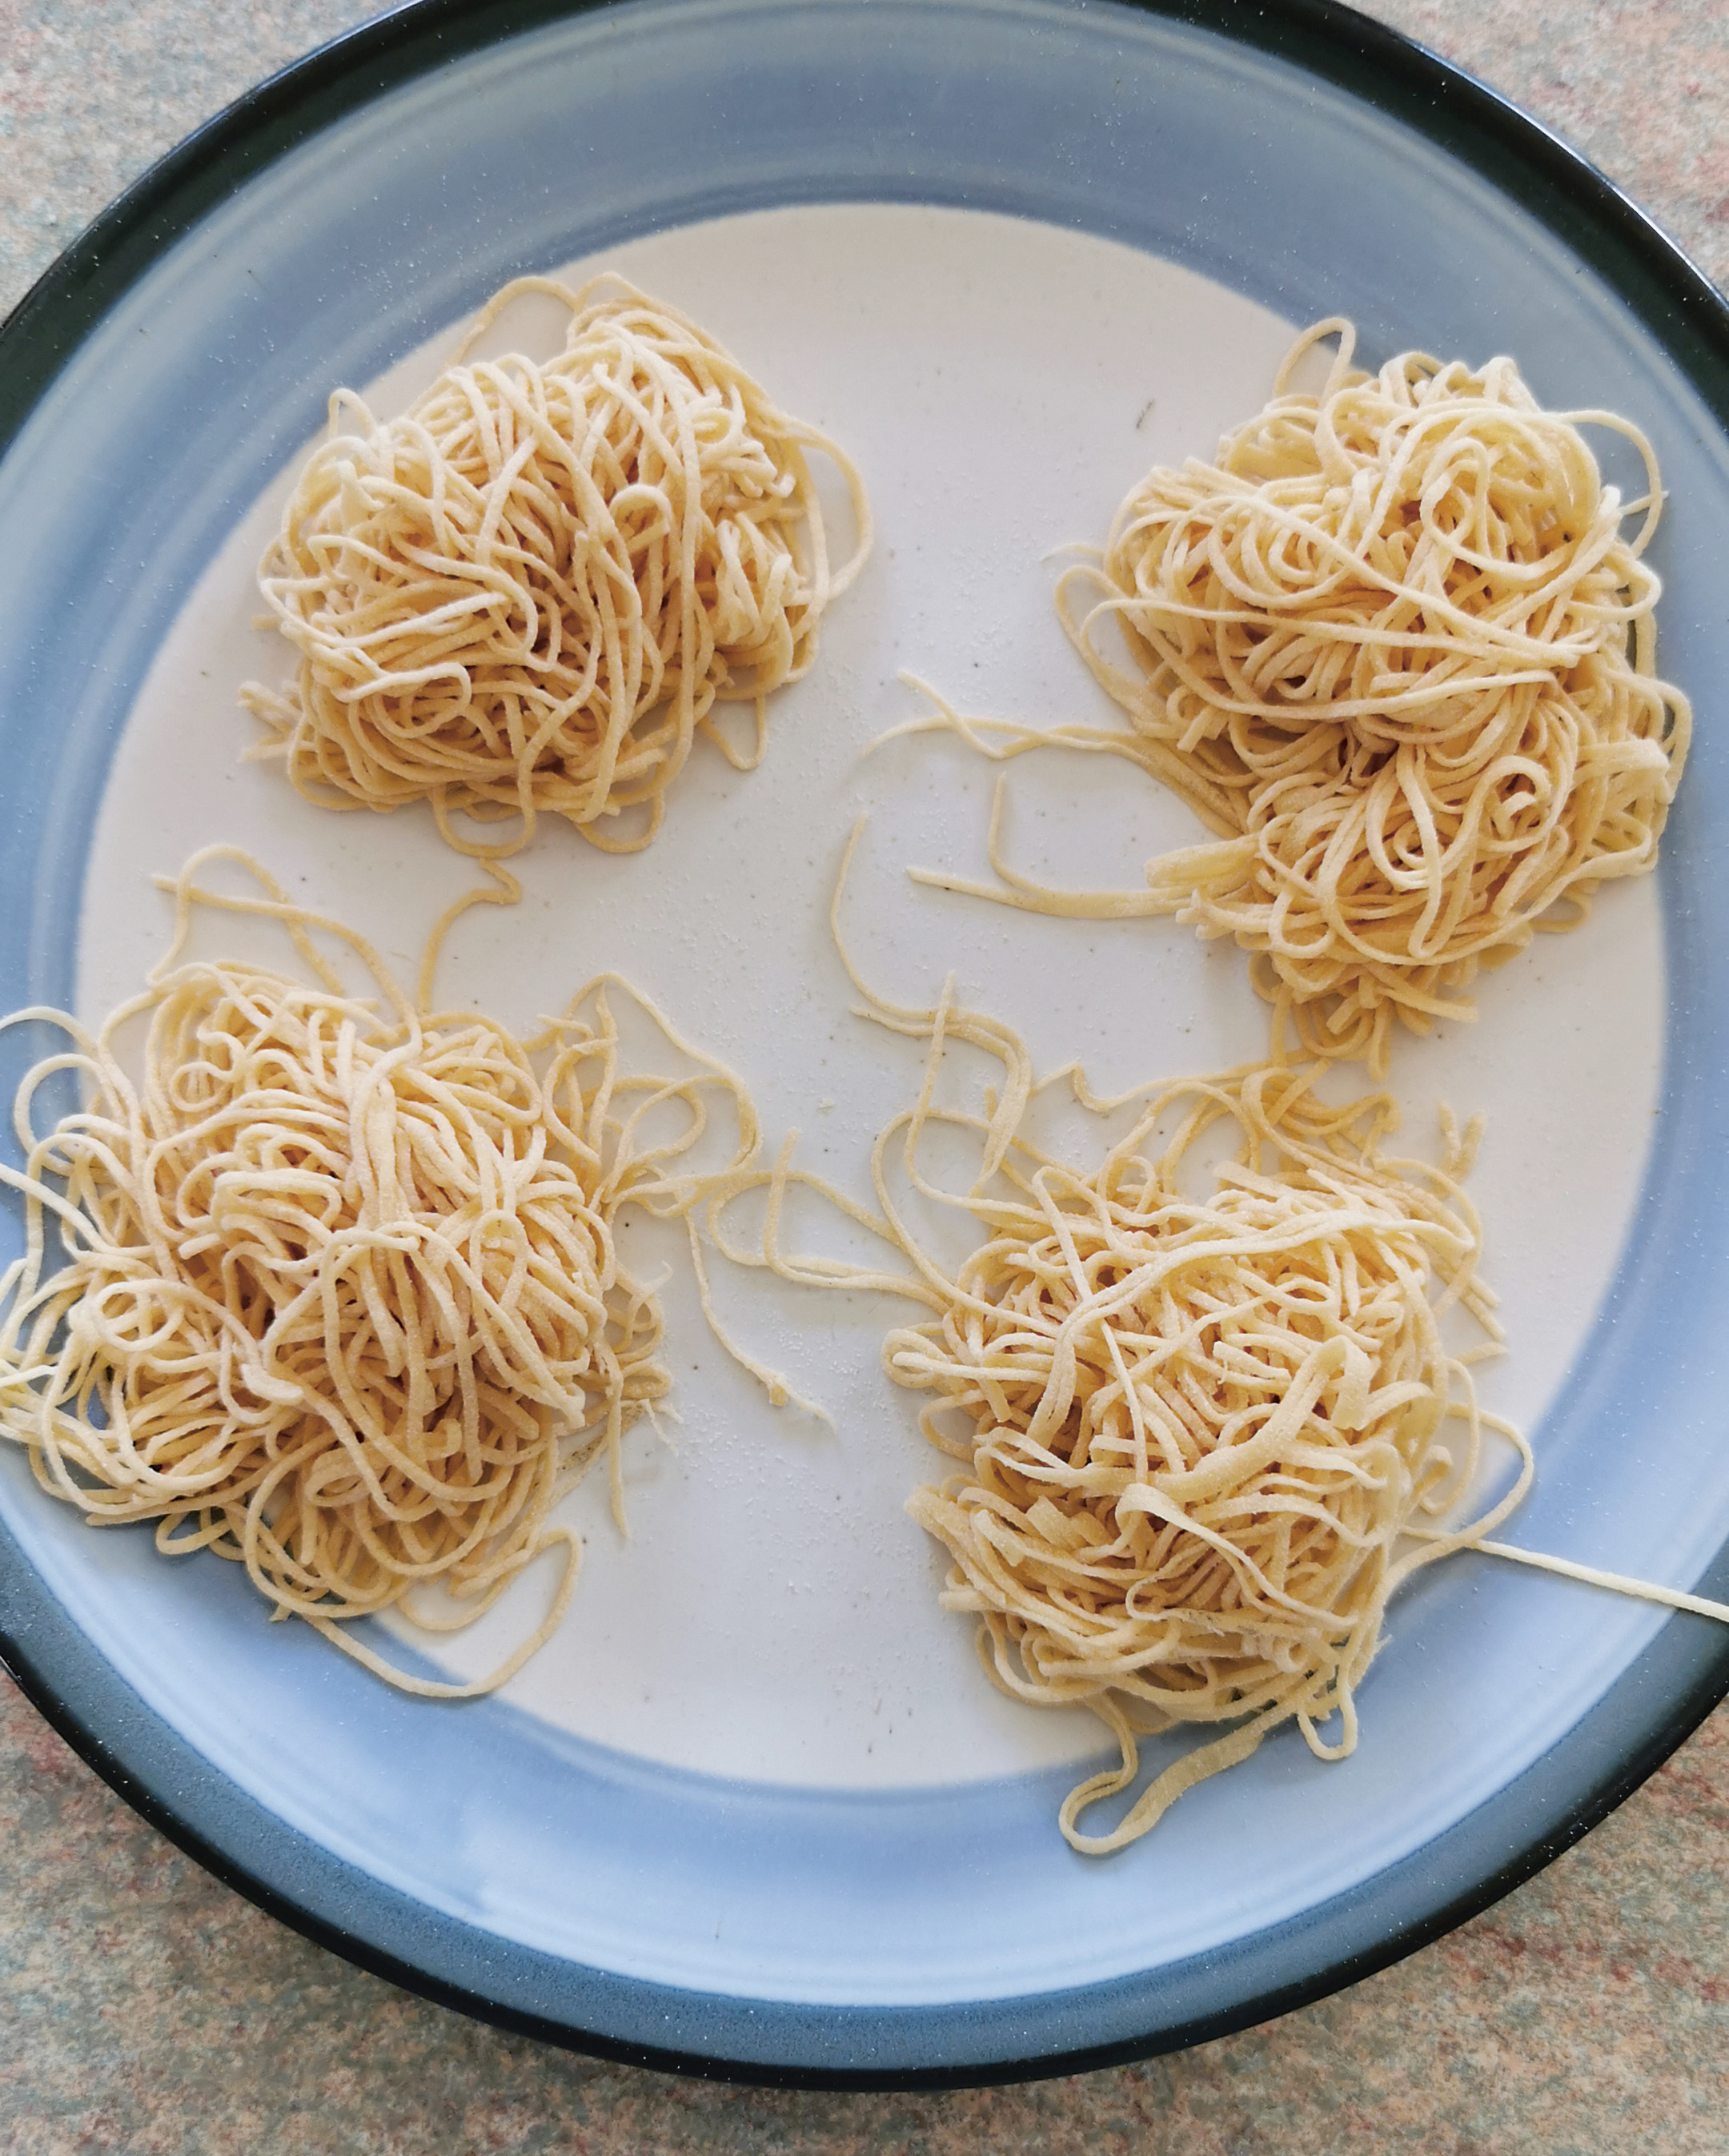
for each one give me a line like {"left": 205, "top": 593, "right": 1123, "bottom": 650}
{"left": 698, "top": 825, "right": 1729, "bottom": 1854}
{"left": 0, "top": 850, "right": 781, "bottom": 1696}
{"left": 888, "top": 1050, "right": 1526, "bottom": 1855}
{"left": 244, "top": 275, "right": 872, "bottom": 858}
{"left": 900, "top": 320, "right": 1690, "bottom": 1074}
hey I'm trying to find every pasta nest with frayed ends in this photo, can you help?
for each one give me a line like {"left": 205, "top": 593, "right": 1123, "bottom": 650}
{"left": 885, "top": 1057, "right": 1523, "bottom": 1853}
{"left": 0, "top": 853, "right": 775, "bottom": 1696}
{"left": 711, "top": 827, "right": 1729, "bottom": 1854}
{"left": 0, "top": 965, "right": 662, "bottom": 1684}
{"left": 1060, "top": 322, "right": 1690, "bottom": 1069}
{"left": 247, "top": 276, "right": 871, "bottom": 856}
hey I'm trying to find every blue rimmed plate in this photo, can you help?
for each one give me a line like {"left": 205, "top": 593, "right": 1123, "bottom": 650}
{"left": 0, "top": 0, "right": 1725, "bottom": 2087}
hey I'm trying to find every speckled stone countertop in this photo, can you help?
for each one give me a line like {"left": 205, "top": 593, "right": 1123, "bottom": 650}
{"left": 2, "top": 3, "right": 1727, "bottom": 2150}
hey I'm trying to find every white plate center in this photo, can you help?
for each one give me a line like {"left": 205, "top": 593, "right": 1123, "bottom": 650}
{"left": 80, "top": 203, "right": 1663, "bottom": 1789}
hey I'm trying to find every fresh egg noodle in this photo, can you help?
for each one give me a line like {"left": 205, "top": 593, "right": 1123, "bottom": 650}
{"left": 693, "top": 831, "right": 1519, "bottom": 1851}
{"left": 706, "top": 826, "right": 1726, "bottom": 1855}
{"left": 245, "top": 275, "right": 872, "bottom": 857}
{"left": 888, "top": 1022, "right": 1728, "bottom": 1853}
{"left": 0, "top": 851, "right": 769, "bottom": 1695}
{"left": 877, "top": 1022, "right": 1527, "bottom": 1852}
{"left": 904, "top": 321, "right": 1690, "bottom": 1073}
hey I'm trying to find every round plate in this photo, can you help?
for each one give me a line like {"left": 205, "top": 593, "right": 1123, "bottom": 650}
{"left": 1, "top": 0, "right": 1726, "bottom": 2089}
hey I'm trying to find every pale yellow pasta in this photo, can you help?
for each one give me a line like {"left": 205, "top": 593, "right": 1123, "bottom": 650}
{"left": 246, "top": 275, "right": 871, "bottom": 856}
{"left": 907, "top": 322, "right": 1690, "bottom": 1073}
{"left": 0, "top": 852, "right": 765, "bottom": 1694}
{"left": 724, "top": 830, "right": 1722, "bottom": 1855}
{"left": 877, "top": 1010, "right": 1528, "bottom": 1853}
{"left": 684, "top": 837, "right": 1528, "bottom": 1849}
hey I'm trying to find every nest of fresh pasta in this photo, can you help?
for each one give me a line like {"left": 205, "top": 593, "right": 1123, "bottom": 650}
{"left": 247, "top": 276, "right": 870, "bottom": 855}
{"left": 873, "top": 1019, "right": 1523, "bottom": 1852}
{"left": 0, "top": 854, "right": 763, "bottom": 1693}
{"left": 911, "top": 321, "right": 1690, "bottom": 1074}
{"left": 1065, "top": 323, "right": 1691, "bottom": 1066}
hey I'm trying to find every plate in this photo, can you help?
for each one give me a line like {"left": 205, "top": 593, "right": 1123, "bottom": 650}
{"left": 1, "top": 0, "right": 1727, "bottom": 2089}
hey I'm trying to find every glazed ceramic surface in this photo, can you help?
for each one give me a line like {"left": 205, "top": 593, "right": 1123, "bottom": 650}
{"left": 0, "top": 0, "right": 1725, "bottom": 2082}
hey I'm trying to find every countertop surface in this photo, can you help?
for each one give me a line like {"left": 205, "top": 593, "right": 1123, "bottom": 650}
{"left": 1, "top": 4, "right": 1726, "bottom": 2151}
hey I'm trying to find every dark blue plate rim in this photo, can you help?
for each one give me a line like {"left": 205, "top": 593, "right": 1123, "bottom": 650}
{"left": 0, "top": 0, "right": 1725, "bottom": 2091}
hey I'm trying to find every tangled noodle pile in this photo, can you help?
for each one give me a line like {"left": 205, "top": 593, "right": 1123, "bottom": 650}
{"left": 247, "top": 275, "right": 870, "bottom": 855}
{"left": 849, "top": 965, "right": 1529, "bottom": 1850}
{"left": 912, "top": 322, "right": 1689, "bottom": 1072}
{"left": 0, "top": 853, "right": 760, "bottom": 1692}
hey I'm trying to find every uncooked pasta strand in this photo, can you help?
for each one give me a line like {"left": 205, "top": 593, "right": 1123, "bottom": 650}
{"left": 307, "top": 1525, "right": 581, "bottom": 1698}
{"left": 1058, "top": 1701, "right": 1273, "bottom": 1857}
{"left": 909, "top": 769, "right": 1254, "bottom": 917}
{"left": 1430, "top": 1534, "right": 1729, "bottom": 1624}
